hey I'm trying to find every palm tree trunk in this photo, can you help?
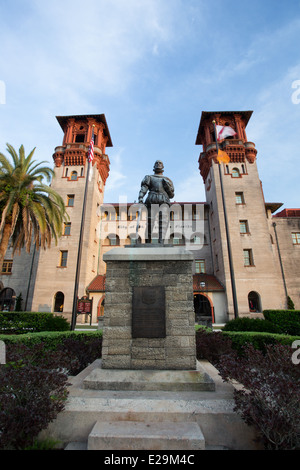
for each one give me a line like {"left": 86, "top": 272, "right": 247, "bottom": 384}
{"left": 0, "top": 223, "right": 12, "bottom": 272}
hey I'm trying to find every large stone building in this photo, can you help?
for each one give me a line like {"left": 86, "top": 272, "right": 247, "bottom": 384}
{"left": 0, "top": 111, "right": 299, "bottom": 326}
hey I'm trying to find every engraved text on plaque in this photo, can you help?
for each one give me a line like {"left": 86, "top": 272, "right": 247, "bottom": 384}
{"left": 132, "top": 286, "right": 166, "bottom": 338}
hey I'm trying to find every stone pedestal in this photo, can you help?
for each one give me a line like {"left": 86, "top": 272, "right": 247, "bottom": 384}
{"left": 101, "top": 246, "right": 196, "bottom": 370}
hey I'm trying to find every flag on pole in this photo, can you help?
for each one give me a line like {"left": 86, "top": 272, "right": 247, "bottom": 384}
{"left": 88, "top": 129, "right": 94, "bottom": 163}
{"left": 217, "top": 149, "right": 230, "bottom": 164}
{"left": 216, "top": 125, "right": 236, "bottom": 141}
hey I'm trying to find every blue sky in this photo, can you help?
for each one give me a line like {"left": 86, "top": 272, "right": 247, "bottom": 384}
{"left": 0, "top": 0, "right": 300, "bottom": 208}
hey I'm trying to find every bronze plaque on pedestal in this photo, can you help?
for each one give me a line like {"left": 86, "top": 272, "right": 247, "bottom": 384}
{"left": 132, "top": 286, "right": 166, "bottom": 338}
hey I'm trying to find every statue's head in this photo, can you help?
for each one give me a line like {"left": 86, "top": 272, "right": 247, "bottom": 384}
{"left": 153, "top": 160, "right": 164, "bottom": 174}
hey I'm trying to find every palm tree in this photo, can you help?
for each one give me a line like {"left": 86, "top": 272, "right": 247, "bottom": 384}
{"left": 0, "top": 143, "right": 68, "bottom": 270}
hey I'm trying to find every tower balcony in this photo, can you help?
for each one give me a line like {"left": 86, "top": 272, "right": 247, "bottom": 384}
{"left": 198, "top": 140, "right": 257, "bottom": 182}
{"left": 53, "top": 143, "right": 105, "bottom": 167}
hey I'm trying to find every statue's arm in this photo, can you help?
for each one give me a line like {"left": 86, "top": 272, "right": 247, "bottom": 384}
{"left": 163, "top": 177, "right": 175, "bottom": 199}
{"left": 138, "top": 175, "right": 150, "bottom": 203}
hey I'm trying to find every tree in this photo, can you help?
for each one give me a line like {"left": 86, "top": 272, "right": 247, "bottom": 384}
{"left": 0, "top": 144, "right": 68, "bottom": 270}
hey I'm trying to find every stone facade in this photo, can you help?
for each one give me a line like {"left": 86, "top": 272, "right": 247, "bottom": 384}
{"left": 0, "top": 110, "right": 299, "bottom": 322}
{"left": 102, "top": 247, "right": 196, "bottom": 370}
{"left": 270, "top": 209, "right": 300, "bottom": 307}
{"left": 196, "top": 111, "right": 290, "bottom": 317}
{"left": 5, "top": 114, "right": 112, "bottom": 320}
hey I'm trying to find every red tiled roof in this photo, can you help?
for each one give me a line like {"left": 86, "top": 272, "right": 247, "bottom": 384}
{"left": 193, "top": 274, "right": 224, "bottom": 292}
{"left": 273, "top": 208, "right": 300, "bottom": 218}
{"left": 87, "top": 273, "right": 224, "bottom": 292}
{"left": 87, "top": 275, "right": 106, "bottom": 292}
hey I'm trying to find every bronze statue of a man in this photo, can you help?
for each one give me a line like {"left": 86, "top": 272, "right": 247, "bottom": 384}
{"left": 138, "top": 160, "right": 174, "bottom": 243}
{"left": 138, "top": 160, "right": 174, "bottom": 206}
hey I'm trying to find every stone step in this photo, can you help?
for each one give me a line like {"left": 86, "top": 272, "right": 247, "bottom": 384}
{"left": 87, "top": 420, "right": 205, "bottom": 451}
{"left": 83, "top": 364, "right": 215, "bottom": 392}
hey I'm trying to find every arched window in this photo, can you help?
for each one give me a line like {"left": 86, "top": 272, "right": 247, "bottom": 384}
{"left": 170, "top": 233, "right": 185, "bottom": 245}
{"left": 128, "top": 234, "right": 141, "bottom": 245}
{"left": 232, "top": 168, "right": 240, "bottom": 178}
{"left": 54, "top": 291, "right": 64, "bottom": 312}
{"left": 97, "top": 297, "right": 105, "bottom": 318}
{"left": 71, "top": 171, "right": 78, "bottom": 181}
{"left": 0, "top": 288, "right": 16, "bottom": 311}
{"left": 190, "top": 234, "right": 205, "bottom": 245}
{"left": 107, "top": 235, "right": 120, "bottom": 246}
{"left": 248, "top": 291, "right": 261, "bottom": 313}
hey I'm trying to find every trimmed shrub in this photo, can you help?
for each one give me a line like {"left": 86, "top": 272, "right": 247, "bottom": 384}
{"left": 196, "top": 328, "right": 233, "bottom": 365}
{"left": 287, "top": 296, "right": 295, "bottom": 310}
{"left": 0, "top": 360, "right": 68, "bottom": 450}
{"left": 0, "top": 312, "right": 70, "bottom": 334}
{"left": 263, "top": 310, "right": 300, "bottom": 336}
{"left": 0, "top": 330, "right": 102, "bottom": 349}
{"left": 222, "top": 331, "right": 300, "bottom": 354}
{"left": 223, "top": 317, "right": 282, "bottom": 334}
{"left": 0, "top": 332, "right": 103, "bottom": 449}
{"left": 196, "top": 327, "right": 300, "bottom": 361}
{"left": 6, "top": 342, "right": 80, "bottom": 375}
{"left": 217, "top": 343, "right": 300, "bottom": 450}
{"left": 56, "top": 335, "right": 102, "bottom": 375}
{"left": 3, "top": 331, "right": 103, "bottom": 376}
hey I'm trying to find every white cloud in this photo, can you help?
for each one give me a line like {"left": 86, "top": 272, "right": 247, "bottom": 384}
{"left": 24, "top": 0, "right": 178, "bottom": 97}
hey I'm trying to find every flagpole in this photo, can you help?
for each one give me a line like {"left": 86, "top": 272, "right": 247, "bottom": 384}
{"left": 213, "top": 121, "right": 239, "bottom": 319}
{"left": 71, "top": 126, "right": 94, "bottom": 330}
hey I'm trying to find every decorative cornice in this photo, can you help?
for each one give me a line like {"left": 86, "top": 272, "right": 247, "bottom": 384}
{"left": 198, "top": 140, "right": 257, "bottom": 182}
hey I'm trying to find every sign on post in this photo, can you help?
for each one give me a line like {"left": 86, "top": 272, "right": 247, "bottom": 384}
{"left": 76, "top": 297, "right": 93, "bottom": 325}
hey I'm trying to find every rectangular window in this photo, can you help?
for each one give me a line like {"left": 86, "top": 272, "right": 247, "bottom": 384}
{"left": 235, "top": 192, "right": 245, "bottom": 204}
{"left": 243, "top": 249, "right": 254, "bottom": 266}
{"left": 239, "top": 220, "right": 249, "bottom": 234}
{"left": 1, "top": 260, "right": 13, "bottom": 274}
{"left": 195, "top": 259, "right": 206, "bottom": 273}
{"left": 292, "top": 232, "right": 300, "bottom": 245}
{"left": 67, "top": 195, "right": 75, "bottom": 207}
{"left": 59, "top": 251, "right": 68, "bottom": 267}
{"left": 63, "top": 222, "right": 71, "bottom": 236}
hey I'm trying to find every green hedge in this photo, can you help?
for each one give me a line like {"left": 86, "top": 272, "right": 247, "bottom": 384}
{"left": 0, "top": 312, "right": 70, "bottom": 334}
{"left": 0, "top": 330, "right": 102, "bottom": 349}
{"left": 222, "top": 330, "right": 300, "bottom": 354}
{"left": 223, "top": 317, "right": 282, "bottom": 334}
{"left": 263, "top": 310, "right": 300, "bottom": 336}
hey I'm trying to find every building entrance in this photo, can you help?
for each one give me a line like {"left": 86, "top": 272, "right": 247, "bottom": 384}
{"left": 194, "top": 293, "right": 212, "bottom": 327}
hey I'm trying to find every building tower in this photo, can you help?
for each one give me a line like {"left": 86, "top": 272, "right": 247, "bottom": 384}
{"left": 30, "top": 114, "right": 113, "bottom": 320}
{"left": 196, "top": 111, "right": 285, "bottom": 318}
